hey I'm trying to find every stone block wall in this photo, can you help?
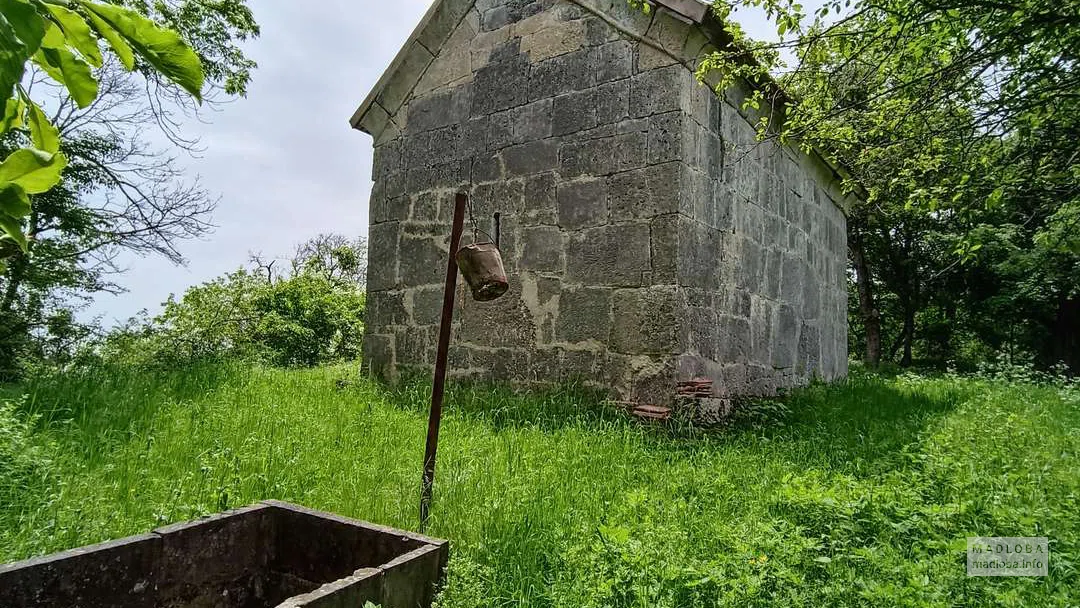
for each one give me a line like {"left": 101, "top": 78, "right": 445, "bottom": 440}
{"left": 362, "top": 0, "right": 850, "bottom": 402}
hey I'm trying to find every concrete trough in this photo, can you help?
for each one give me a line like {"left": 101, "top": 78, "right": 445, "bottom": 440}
{"left": 0, "top": 501, "right": 448, "bottom": 608}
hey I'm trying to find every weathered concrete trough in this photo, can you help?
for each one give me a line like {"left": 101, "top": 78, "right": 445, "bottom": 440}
{"left": 0, "top": 501, "right": 448, "bottom": 608}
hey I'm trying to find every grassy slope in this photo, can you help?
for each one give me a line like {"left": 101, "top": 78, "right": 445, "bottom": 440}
{"left": 1, "top": 364, "right": 1077, "bottom": 607}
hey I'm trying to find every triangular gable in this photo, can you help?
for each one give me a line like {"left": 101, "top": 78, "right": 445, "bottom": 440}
{"left": 349, "top": 0, "right": 864, "bottom": 206}
{"left": 349, "top": 0, "right": 710, "bottom": 135}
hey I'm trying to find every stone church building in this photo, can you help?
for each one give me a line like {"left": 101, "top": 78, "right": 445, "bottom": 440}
{"left": 351, "top": 0, "right": 855, "bottom": 403}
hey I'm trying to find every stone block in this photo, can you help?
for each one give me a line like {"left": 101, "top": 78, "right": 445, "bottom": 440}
{"left": 512, "top": 98, "right": 553, "bottom": 143}
{"left": 607, "top": 162, "right": 682, "bottom": 220}
{"left": 780, "top": 253, "right": 805, "bottom": 309}
{"left": 734, "top": 237, "right": 763, "bottom": 293}
{"left": 575, "top": 0, "right": 652, "bottom": 38}
{"left": 367, "top": 222, "right": 400, "bottom": 292}
{"left": 629, "top": 64, "right": 686, "bottom": 117}
{"left": 802, "top": 269, "right": 821, "bottom": 319}
{"left": 483, "top": 6, "right": 511, "bottom": 30}
{"left": 649, "top": 214, "right": 679, "bottom": 284}
{"left": 406, "top": 160, "right": 471, "bottom": 192}
{"left": 529, "top": 48, "right": 595, "bottom": 100}
{"left": 520, "top": 19, "right": 587, "bottom": 62}
{"left": 399, "top": 231, "right": 448, "bottom": 289}
{"left": 414, "top": 48, "right": 473, "bottom": 97}
{"left": 771, "top": 303, "right": 798, "bottom": 369}
{"left": 395, "top": 325, "right": 436, "bottom": 366}
{"left": 566, "top": 223, "right": 651, "bottom": 287}
{"left": 373, "top": 140, "right": 402, "bottom": 180}
{"left": 645, "top": 8, "right": 692, "bottom": 57}
{"left": 376, "top": 42, "right": 435, "bottom": 116}
{"left": 471, "top": 26, "right": 510, "bottom": 66}
{"left": 555, "top": 287, "right": 612, "bottom": 343}
{"left": 501, "top": 139, "right": 560, "bottom": 177}
{"left": 472, "top": 40, "right": 530, "bottom": 115}
{"left": 458, "top": 279, "right": 535, "bottom": 348}
{"left": 798, "top": 322, "right": 820, "bottom": 376}
{"left": 730, "top": 288, "right": 752, "bottom": 318}
{"left": 677, "top": 218, "right": 723, "bottom": 291}
{"left": 718, "top": 315, "right": 751, "bottom": 362}
{"left": 683, "top": 303, "right": 717, "bottom": 360}
{"left": 584, "top": 14, "right": 618, "bottom": 45}
{"left": 472, "top": 179, "right": 525, "bottom": 217}
{"left": 409, "top": 287, "right": 445, "bottom": 326}
{"left": 698, "top": 179, "right": 732, "bottom": 231}
{"left": 472, "top": 153, "right": 503, "bottom": 183}
{"left": 558, "top": 132, "right": 647, "bottom": 178}
{"left": 552, "top": 88, "right": 598, "bottom": 135}
{"left": 611, "top": 288, "right": 682, "bottom": 354}
{"left": 763, "top": 248, "right": 782, "bottom": 300}
{"left": 750, "top": 297, "right": 773, "bottom": 366}
{"left": 646, "top": 111, "right": 684, "bottom": 164}
{"left": 363, "top": 334, "right": 395, "bottom": 380}
{"left": 370, "top": 187, "right": 408, "bottom": 225}
{"left": 526, "top": 347, "right": 563, "bottom": 382}
{"left": 404, "top": 126, "right": 459, "bottom": 167}
{"left": 557, "top": 178, "right": 607, "bottom": 230}
{"left": 636, "top": 43, "right": 679, "bottom": 71}
{"left": 409, "top": 192, "right": 439, "bottom": 222}
{"left": 367, "top": 291, "right": 408, "bottom": 328}
{"left": 472, "top": 347, "right": 530, "bottom": 380}
{"left": 523, "top": 172, "right": 558, "bottom": 224}
{"left": 595, "top": 79, "right": 630, "bottom": 126}
{"left": 596, "top": 40, "right": 633, "bottom": 83}
{"left": 510, "top": 6, "right": 558, "bottom": 37}
{"left": 630, "top": 356, "right": 679, "bottom": 404}
{"left": 563, "top": 348, "right": 601, "bottom": 380}
{"left": 520, "top": 225, "right": 565, "bottom": 272}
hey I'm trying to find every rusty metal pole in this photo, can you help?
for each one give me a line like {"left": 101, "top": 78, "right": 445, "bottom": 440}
{"left": 419, "top": 191, "right": 468, "bottom": 534}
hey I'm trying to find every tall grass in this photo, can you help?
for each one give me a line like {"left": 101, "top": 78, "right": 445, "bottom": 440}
{"left": 1, "top": 364, "right": 1077, "bottom": 607}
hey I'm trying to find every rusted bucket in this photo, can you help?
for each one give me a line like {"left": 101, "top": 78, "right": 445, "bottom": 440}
{"left": 456, "top": 242, "right": 509, "bottom": 302}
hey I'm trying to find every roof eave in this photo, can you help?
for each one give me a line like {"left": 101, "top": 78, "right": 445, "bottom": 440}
{"left": 350, "top": 0, "right": 474, "bottom": 133}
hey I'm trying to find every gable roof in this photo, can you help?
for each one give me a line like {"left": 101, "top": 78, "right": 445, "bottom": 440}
{"left": 349, "top": 0, "right": 866, "bottom": 206}
{"left": 349, "top": 0, "right": 711, "bottom": 135}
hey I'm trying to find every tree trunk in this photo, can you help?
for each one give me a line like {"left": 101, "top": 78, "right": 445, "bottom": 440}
{"left": 0, "top": 253, "right": 26, "bottom": 315}
{"left": 901, "top": 303, "right": 915, "bottom": 367}
{"left": 850, "top": 234, "right": 882, "bottom": 367}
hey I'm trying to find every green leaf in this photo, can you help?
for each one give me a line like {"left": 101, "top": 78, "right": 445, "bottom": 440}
{"left": 0, "top": 0, "right": 46, "bottom": 54}
{"left": 46, "top": 3, "right": 103, "bottom": 67}
{"left": 0, "top": 12, "right": 28, "bottom": 98}
{"left": 34, "top": 45, "right": 98, "bottom": 107}
{"left": 83, "top": 8, "right": 133, "bottom": 70}
{"left": 81, "top": 1, "right": 204, "bottom": 100}
{"left": 0, "top": 148, "right": 67, "bottom": 194}
{"left": 0, "top": 180, "right": 30, "bottom": 217}
{"left": 24, "top": 98, "right": 59, "bottom": 153}
{"left": 0, "top": 210, "right": 27, "bottom": 251}
{"left": 0, "top": 96, "right": 25, "bottom": 134}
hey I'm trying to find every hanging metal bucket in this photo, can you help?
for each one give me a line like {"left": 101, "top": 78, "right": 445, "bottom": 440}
{"left": 456, "top": 242, "right": 509, "bottom": 302}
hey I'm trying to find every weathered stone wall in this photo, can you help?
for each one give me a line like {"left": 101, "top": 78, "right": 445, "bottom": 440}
{"left": 362, "top": 0, "right": 849, "bottom": 402}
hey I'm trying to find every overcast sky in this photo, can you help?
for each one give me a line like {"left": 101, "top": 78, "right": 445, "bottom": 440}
{"left": 87, "top": 1, "right": 782, "bottom": 325}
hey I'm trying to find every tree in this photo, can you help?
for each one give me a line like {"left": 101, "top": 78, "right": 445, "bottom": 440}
{"left": 291, "top": 233, "right": 368, "bottom": 288}
{"left": 0, "top": 0, "right": 208, "bottom": 252}
{"left": 98, "top": 236, "right": 368, "bottom": 369}
{"left": 0, "top": 0, "right": 258, "bottom": 377}
{"left": 693, "top": 0, "right": 1080, "bottom": 369}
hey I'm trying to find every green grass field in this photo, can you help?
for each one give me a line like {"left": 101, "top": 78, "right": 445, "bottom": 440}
{"left": 1, "top": 363, "right": 1078, "bottom": 607}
